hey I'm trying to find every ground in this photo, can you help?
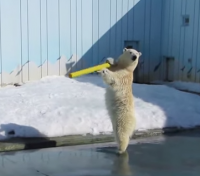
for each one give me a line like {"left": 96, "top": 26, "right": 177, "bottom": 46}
{"left": 0, "top": 75, "right": 200, "bottom": 140}
{"left": 0, "top": 130, "right": 200, "bottom": 176}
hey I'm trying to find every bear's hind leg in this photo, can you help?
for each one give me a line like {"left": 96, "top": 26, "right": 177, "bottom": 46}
{"left": 116, "top": 133, "right": 130, "bottom": 154}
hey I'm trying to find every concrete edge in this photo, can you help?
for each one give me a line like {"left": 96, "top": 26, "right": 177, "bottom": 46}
{"left": 0, "top": 126, "right": 200, "bottom": 152}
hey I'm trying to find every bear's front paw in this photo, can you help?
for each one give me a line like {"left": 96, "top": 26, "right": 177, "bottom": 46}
{"left": 102, "top": 68, "right": 109, "bottom": 75}
{"left": 106, "top": 57, "right": 115, "bottom": 65}
{"left": 98, "top": 68, "right": 109, "bottom": 76}
{"left": 98, "top": 68, "right": 115, "bottom": 86}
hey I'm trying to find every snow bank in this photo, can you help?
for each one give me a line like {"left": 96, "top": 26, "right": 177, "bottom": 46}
{"left": 0, "top": 75, "right": 199, "bottom": 140}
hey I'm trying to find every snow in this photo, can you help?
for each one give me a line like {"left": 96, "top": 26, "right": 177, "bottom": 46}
{"left": 166, "top": 81, "right": 200, "bottom": 94}
{"left": 0, "top": 75, "right": 200, "bottom": 140}
{"left": 152, "top": 80, "right": 200, "bottom": 94}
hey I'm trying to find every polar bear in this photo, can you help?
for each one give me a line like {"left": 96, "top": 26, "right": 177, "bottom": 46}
{"left": 98, "top": 48, "right": 142, "bottom": 154}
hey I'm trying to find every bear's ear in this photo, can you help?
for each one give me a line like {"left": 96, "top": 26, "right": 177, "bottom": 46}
{"left": 138, "top": 52, "right": 142, "bottom": 56}
{"left": 123, "top": 48, "right": 127, "bottom": 52}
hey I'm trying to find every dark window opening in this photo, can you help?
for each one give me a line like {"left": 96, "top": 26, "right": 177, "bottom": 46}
{"left": 125, "top": 45, "right": 133, "bottom": 49}
{"left": 182, "top": 15, "right": 190, "bottom": 26}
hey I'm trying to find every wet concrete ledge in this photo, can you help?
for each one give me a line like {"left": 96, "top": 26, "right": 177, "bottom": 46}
{"left": 0, "top": 126, "right": 200, "bottom": 152}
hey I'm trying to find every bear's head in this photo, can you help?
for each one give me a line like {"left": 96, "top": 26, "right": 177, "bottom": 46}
{"left": 117, "top": 48, "right": 142, "bottom": 71}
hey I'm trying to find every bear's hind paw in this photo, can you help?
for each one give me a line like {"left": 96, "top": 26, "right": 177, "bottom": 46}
{"left": 117, "top": 149, "right": 126, "bottom": 155}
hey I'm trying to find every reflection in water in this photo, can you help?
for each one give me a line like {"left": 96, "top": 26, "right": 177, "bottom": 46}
{"left": 112, "top": 151, "right": 132, "bottom": 176}
{"left": 96, "top": 147, "right": 132, "bottom": 176}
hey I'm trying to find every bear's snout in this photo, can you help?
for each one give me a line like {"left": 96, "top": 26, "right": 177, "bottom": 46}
{"left": 132, "top": 55, "right": 137, "bottom": 61}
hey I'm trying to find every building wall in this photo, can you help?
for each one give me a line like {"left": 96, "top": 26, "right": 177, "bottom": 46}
{"left": 162, "top": 0, "right": 200, "bottom": 83}
{"left": 0, "top": 0, "right": 163, "bottom": 86}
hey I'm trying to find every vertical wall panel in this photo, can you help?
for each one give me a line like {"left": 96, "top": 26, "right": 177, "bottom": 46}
{"left": 132, "top": 0, "right": 145, "bottom": 82}
{"left": 40, "top": 0, "right": 48, "bottom": 77}
{"left": 192, "top": 0, "right": 200, "bottom": 82}
{"left": 167, "top": 0, "right": 174, "bottom": 81}
{"left": 27, "top": 0, "right": 41, "bottom": 66}
{"left": 160, "top": 0, "right": 168, "bottom": 81}
{"left": 98, "top": 0, "right": 111, "bottom": 64}
{"left": 59, "top": 0, "right": 71, "bottom": 75}
{"left": 115, "top": 0, "right": 123, "bottom": 58}
{"left": 76, "top": 0, "right": 83, "bottom": 70}
{"left": 69, "top": 0, "right": 77, "bottom": 72}
{"left": 171, "top": 0, "right": 181, "bottom": 81}
{"left": 26, "top": 0, "right": 41, "bottom": 81}
{"left": 59, "top": 0, "right": 71, "bottom": 59}
{"left": 92, "top": 0, "right": 99, "bottom": 66}
{"left": 162, "top": 0, "right": 200, "bottom": 83}
{"left": 1, "top": 0, "right": 21, "bottom": 84}
{"left": 179, "top": 0, "right": 186, "bottom": 81}
{"left": 122, "top": 0, "right": 128, "bottom": 41}
{"left": 47, "top": 0, "right": 59, "bottom": 75}
{"left": 127, "top": 0, "right": 134, "bottom": 41}
{"left": 189, "top": 0, "right": 199, "bottom": 82}
{"left": 20, "top": 0, "right": 28, "bottom": 82}
{"left": 150, "top": 0, "right": 162, "bottom": 81}
{"left": 110, "top": 0, "right": 117, "bottom": 58}
{"left": 196, "top": 1, "right": 200, "bottom": 82}
{"left": 168, "top": 0, "right": 173, "bottom": 57}
{"left": 143, "top": 0, "right": 151, "bottom": 82}
{"left": 183, "top": 0, "right": 194, "bottom": 81}
{"left": 0, "top": 0, "right": 2, "bottom": 86}
{"left": 133, "top": 0, "right": 145, "bottom": 41}
{"left": 82, "top": 0, "right": 93, "bottom": 69}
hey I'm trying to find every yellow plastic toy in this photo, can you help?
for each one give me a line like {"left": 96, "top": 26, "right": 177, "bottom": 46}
{"left": 69, "top": 62, "right": 111, "bottom": 78}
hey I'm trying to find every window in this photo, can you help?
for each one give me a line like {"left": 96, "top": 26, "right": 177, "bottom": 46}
{"left": 182, "top": 15, "right": 190, "bottom": 26}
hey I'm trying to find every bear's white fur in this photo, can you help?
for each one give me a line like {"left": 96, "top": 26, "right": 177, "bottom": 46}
{"left": 98, "top": 48, "right": 142, "bottom": 154}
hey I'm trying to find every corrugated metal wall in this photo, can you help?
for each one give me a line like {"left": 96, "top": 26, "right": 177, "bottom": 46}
{"left": 162, "top": 0, "right": 200, "bottom": 83}
{"left": 0, "top": 0, "right": 163, "bottom": 86}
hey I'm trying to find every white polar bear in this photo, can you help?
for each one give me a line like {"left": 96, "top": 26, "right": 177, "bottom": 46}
{"left": 98, "top": 48, "right": 142, "bottom": 154}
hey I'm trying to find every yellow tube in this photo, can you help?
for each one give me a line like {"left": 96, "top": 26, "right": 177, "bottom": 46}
{"left": 69, "top": 62, "right": 110, "bottom": 78}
